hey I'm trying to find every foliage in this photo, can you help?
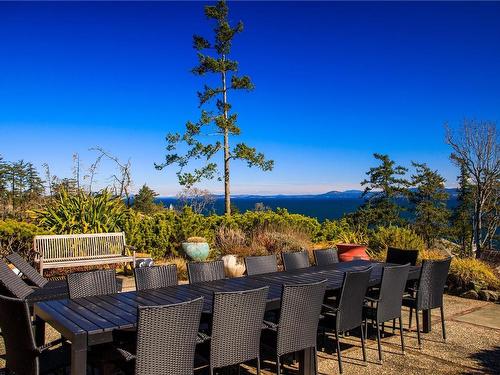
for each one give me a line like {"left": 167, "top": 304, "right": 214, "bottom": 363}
{"left": 335, "top": 226, "right": 369, "bottom": 245}
{"left": 133, "top": 184, "right": 161, "bottom": 214}
{"left": 32, "top": 189, "right": 128, "bottom": 234}
{"left": 186, "top": 236, "right": 207, "bottom": 243}
{"left": 155, "top": 0, "right": 273, "bottom": 215}
{"left": 176, "top": 187, "right": 215, "bottom": 214}
{"left": 449, "top": 257, "right": 500, "bottom": 291}
{"left": 162, "top": 257, "right": 188, "bottom": 281}
{"left": 0, "top": 157, "right": 45, "bottom": 219}
{"left": 214, "top": 226, "right": 247, "bottom": 256}
{"left": 250, "top": 226, "right": 311, "bottom": 255}
{"left": 451, "top": 161, "right": 474, "bottom": 256}
{"left": 368, "top": 225, "right": 426, "bottom": 254}
{"left": 351, "top": 153, "right": 408, "bottom": 228}
{"left": 0, "top": 219, "right": 50, "bottom": 262}
{"left": 320, "top": 219, "right": 352, "bottom": 243}
{"left": 446, "top": 119, "right": 499, "bottom": 257}
{"left": 409, "top": 162, "right": 450, "bottom": 247}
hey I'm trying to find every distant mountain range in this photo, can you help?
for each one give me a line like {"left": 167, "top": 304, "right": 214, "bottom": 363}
{"left": 198, "top": 188, "right": 459, "bottom": 200}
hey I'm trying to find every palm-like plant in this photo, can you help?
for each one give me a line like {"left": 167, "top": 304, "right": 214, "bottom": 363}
{"left": 32, "top": 189, "right": 128, "bottom": 234}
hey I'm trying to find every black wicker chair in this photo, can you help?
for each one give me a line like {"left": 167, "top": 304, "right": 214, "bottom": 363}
{"left": 313, "top": 249, "right": 339, "bottom": 266}
{"left": 66, "top": 269, "right": 120, "bottom": 299}
{"left": 114, "top": 297, "right": 204, "bottom": 375}
{"left": 281, "top": 251, "right": 310, "bottom": 271}
{"left": 0, "top": 294, "right": 69, "bottom": 375}
{"left": 203, "top": 286, "right": 269, "bottom": 375}
{"left": 386, "top": 247, "right": 419, "bottom": 266}
{"left": 363, "top": 264, "right": 410, "bottom": 362}
{"left": 134, "top": 264, "right": 178, "bottom": 291}
{"left": 187, "top": 260, "right": 225, "bottom": 284}
{"left": 321, "top": 267, "right": 372, "bottom": 374}
{"left": 6, "top": 252, "right": 66, "bottom": 289}
{"left": 403, "top": 257, "right": 451, "bottom": 348}
{"left": 245, "top": 255, "right": 278, "bottom": 276}
{"left": 0, "top": 261, "right": 68, "bottom": 307}
{"left": 262, "top": 280, "right": 327, "bottom": 375}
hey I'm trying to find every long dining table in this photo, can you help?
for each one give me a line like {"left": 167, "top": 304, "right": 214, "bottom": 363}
{"left": 33, "top": 260, "right": 422, "bottom": 375}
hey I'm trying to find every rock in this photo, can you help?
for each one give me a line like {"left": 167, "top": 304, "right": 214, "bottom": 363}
{"left": 483, "top": 290, "right": 498, "bottom": 302}
{"left": 461, "top": 290, "right": 479, "bottom": 300}
{"left": 478, "top": 290, "right": 490, "bottom": 301}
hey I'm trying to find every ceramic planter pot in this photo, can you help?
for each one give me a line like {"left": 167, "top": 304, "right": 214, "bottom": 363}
{"left": 222, "top": 254, "right": 246, "bottom": 277}
{"left": 336, "top": 243, "right": 370, "bottom": 262}
{"left": 182, "top": 242, "right": 210, "bottom": 261}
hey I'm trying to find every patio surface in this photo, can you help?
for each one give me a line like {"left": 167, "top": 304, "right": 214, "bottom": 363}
{"left": 1, "top": 293, "right": 498, "bottom": 374}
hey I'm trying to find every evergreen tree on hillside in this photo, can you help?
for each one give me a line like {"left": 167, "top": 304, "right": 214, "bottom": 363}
{"left": 133, "top": 184, "right": 160, "bottom": 214}
{"left": 452, "top": 162, "right": 474, "bottom": 256}
{"left": 156, "top": 0, "right": 273, "bottom": 216}
{"left": 409, "top": 162, "right": 450, "bottom": 248}
{"left": 350, "top": 153, "right": 408, "bottom": 228}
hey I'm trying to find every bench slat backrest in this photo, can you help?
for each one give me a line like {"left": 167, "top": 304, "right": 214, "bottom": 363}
{"left": 34, "top": 232, "right": 127, "bottom": 263}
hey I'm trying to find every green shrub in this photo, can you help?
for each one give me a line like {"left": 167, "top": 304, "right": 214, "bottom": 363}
{"left": 449, "top": 257, "right": 500, "bottom": 292}
{"left": 320, "top": 219, "right": 351, "bottom": 243}
{"left": 0, "top": 219, "right": 50, "bottom": 262}
{"left": 32, "top": 189, "right": 128, "bottom": 234}
{"left": 369, "top": 226, "right": 425, "bottom": 254}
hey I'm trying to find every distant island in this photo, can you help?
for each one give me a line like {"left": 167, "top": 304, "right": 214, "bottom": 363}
{"left": 154, "top": 188, "right": 459, "bottom": 221}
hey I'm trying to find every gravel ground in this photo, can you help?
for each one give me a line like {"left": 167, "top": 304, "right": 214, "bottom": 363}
{"left": 1, "top": 295, "right": 498, "bottom": 374}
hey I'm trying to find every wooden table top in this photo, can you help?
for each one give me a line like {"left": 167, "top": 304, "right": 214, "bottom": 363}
{"left": 34, "top": 260, "right": 420, "bottom": 343}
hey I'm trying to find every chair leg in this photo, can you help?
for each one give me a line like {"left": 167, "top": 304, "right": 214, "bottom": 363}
{"left": 256, "top": 355, "right": 261, "bottom": 375}
{"left": 335, "top": 329, "right": 343, "bottom": 374}
{"left": 381, "top": 322, "right": 385, "bottom": 337}
{"left": 314, "top": 346, "right": 319, "bottom": 375}
{"left": 364, "top": 319, "right": 368, "bottom": 338}
{"left": 399, "top": 317, "right": 405, "bottom": 354}
{"left": 409, "top": 307, "right": 413, "bottom": 331}
{"left": 276, "top": 356, "right": 281, "bottom": 375}
{"left": 392, "top": 318, "right": 396, "bottom": 333}
{"left": 440, "top": 305, "right": 446, "bottom": 342}
{"left": 376, "top": 321, "right": 383, "bottom": 363}
{"left": 415, "top": 309, "right": 422, "bottom": 349}
{"left": 360, "top": 324, "right": 367, "bottom": 363}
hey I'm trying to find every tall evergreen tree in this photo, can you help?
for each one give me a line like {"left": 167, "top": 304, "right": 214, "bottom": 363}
{"left": 133, "top": 184, "right": 160, "bottom": 214}
{"left": 409, "top": 162, "right": 450, "bottom": 248}
{"left": 156, "top": 0, "right": 273, "bottom": 216}
{"left": 352, "top": 153, "right": 408, "bottom": 228}
{"left": 452, "top": 162, "right": 474, "bottom": 256}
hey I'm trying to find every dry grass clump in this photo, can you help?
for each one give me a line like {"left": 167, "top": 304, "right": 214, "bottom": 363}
{"left": 162, "top": 256, "right": 188, "bottom": 281}
{"left": 214, "top": 226, "right": 248, "bottom": 256}
{"left": 185, "top": 236, "right": 207, "bottom": 243}
{"left": 213, "top": 224, "right": 311, "bottom": 258}
{"left": 449, "top": 257, "right": 500, "bottom": 291}
{"left": 250, "top": 224, "right": 311, "bottom": 255}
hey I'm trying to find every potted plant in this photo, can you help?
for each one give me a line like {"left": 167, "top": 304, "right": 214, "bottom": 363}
{"left": 182, "top": 236, "right": 210, "bottom": 261}
{"left": 215, "top": 226, "right": 247, "bottom": 277}
{"left": 336, "top": 230, "right": 370, "bottom": 262}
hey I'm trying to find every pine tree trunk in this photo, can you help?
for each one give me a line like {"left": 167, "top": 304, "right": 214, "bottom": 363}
{"left": 224, "top": 129, "right": 230, "bottom": 216}
{"left": 221, "top": 62, "right": 231, "bottom": 216}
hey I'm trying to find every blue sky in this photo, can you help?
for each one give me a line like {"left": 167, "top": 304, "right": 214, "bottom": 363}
{"left": 1, "top": 1, "right": 499, "bottom": 195}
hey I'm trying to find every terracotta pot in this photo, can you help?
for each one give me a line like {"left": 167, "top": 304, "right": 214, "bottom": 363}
{"left": 222, "top": 254, "right": 246, "bottom": 277}
{"left": 336, "top": 243, "right": 370, "bottom": 262}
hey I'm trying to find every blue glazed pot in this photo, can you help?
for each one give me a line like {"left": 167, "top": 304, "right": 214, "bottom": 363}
{"left": 182, "top": 242, "right": 210, "bottom": 261}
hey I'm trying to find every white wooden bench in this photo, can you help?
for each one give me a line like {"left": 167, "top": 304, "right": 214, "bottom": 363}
{"left": 34, "top": 232, "right": 136, "bottom": 275}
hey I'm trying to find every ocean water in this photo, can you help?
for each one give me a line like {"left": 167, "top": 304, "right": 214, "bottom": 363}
{"left": 156, "top": 197, "right": 458, "bottom": 222}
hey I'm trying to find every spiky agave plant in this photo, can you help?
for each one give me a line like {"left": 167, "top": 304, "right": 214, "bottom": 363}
{"left": 32, "top": 189, "right": 128, "bottom": 234}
